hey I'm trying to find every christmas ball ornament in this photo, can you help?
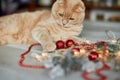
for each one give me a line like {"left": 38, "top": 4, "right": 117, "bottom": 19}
{"left": 72, "top": 48, "right": 81, "bottom": 58}
{"left": 56, "top": 40, "right": 65, "bottom": 49}
{"left": 66, "top": 39, "right": 75, "bottom": 48}
{"left": 88, "top": 51, "right": 99, "bottom": 61}
{"left": 96, "top": 50, "right": 110, "bottom": 58}
{"left": 73, "top": 48, "right": 80, "bottom": 52}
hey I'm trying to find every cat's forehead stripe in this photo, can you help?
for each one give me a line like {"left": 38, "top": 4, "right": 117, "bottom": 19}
{"left": 65, "top": 1, "right": 83, "bottom": 12}
{"left": 63, "top": 0, "right": 67, "bottom": 7}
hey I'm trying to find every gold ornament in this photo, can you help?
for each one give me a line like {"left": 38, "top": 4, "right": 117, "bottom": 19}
{"left": 73, "top": 51, "right": 81, "bottom": 58}
{"left": 80, "top": 48, "right": 86, "bottom": 54}
{"left": 96, "top": 50, "right": 110, "bottom": 59}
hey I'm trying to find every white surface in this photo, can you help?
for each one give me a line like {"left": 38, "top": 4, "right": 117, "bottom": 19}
{"left": 0, "top": 21, "right": 120, "bottom": 80}
{"left": 81, "top": 20, "right": 120, "bottom": 41}
{"left": 0, "top": 46, "right": 120, "bottom": 80}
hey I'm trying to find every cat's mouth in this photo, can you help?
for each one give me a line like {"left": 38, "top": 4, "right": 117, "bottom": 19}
{"left": 55, "top": 20, "right": 72, "bottom": 28}
{"left": 63, "top": 26, "right": 70, "bottom": 28}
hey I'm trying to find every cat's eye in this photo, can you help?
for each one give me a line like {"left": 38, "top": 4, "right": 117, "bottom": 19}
{"left": 59, "top": 13, "right": 63, "bottom": 17}
{"left": 69, "top": 18, "right": 74, "bottom": 20}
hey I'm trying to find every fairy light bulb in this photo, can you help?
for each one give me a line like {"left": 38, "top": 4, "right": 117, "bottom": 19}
{"left": 35, "top": 55, "right": 42, "bottom": 61}
{"left": 111, "top": 39, "right": 117, "bottom": 44}
{"left": 80, "top": 48, "right": 86, "bottom": 54}
{"left": 42, "top": 53, "right": 48, "bottom": 59}
{"left": 85, "top": 39, "right": 91, "bottom": 44}
{"left": 74, "top": 51, "right": 79, "bottom": 56}
{"left": 74, "top": 51, "right": 81, "bottom": 58}
{"left": 31, "top": 53, "right": 42, "bottom": 61}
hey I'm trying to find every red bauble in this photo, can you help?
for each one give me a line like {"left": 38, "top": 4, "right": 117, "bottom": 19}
{"left": 56, "top": 40, "right": 65, "bottom": 49}
{"left": 73, "top": 48, "right": 80, "bottom": 52}
{"left": 66, "top": 39, "right": 75, "bottom": 48}
{"left": 88, "top": 51, "right": 98, "bottom": 61}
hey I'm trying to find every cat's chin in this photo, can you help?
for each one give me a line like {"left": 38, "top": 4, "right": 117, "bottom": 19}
{"left": 62, "top": 25, "right": 69, "bottom": 28}
{"left": 63, "top": 24, "right": 74, "bottom": 28}
{"left": 57, "top": 23, "right": 72, "bottom": 28}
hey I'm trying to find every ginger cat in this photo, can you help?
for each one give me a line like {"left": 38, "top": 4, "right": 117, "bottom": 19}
{"left": 0, "top": 0, "right": 85, "bottom": 52}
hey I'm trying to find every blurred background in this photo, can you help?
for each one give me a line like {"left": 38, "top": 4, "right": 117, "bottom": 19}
{"left": 0, "top": 0, "right": 120, "bottom": 23}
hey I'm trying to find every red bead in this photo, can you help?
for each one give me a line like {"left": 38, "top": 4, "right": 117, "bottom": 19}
{"left": 86, "top": 46, "right": 93, "bottom": 50}
{"left": 73, "top": 48, "right": 80, "bottom": 52}
{"left": 66, "top": 39, "right": 75, "bottom": 48}
{"left": 56, "top": 40, "right": 65, "bottom": 49}
{"left": 88, "top": 51, "right": 98, "bottom": 61}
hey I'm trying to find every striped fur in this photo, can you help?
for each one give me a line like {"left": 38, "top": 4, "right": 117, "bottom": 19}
{"left": 0, "top": 0, "right": 85, "bottom": 52}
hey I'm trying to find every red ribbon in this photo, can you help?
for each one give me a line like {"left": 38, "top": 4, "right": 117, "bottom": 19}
{"left": 18, "top": 41, "right": 111, "bottom": 79}
{"left": 96, "top": 42, "right": 111, "bottom": 80}
{"left": 19, "top": 43, "right": 45, "bottom": 69}
{"left": 82, "top": 42, "right": 111, "bottom": 80}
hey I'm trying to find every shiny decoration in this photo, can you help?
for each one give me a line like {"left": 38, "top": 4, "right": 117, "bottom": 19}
{"left": 111, "top": 39, "right": 117, "bottom": 44}
{"left": 88, "top": 51, "right": 99, "bottom": 61}
{"left": 73, "top": 51, "right": 81, "bottom": 58}
{"left": 85, "top": 39, "right": 91, "bottom": 44}
{"left": 18, "top": 32, "right": 120, "bottom": 80}
{"left": 56, "top": 40, "right": 65, "bottom": 49}
{"left": 96, "top": 50, "right": 110, "bottom": 59}
{"left": 72, "top": 48, "right": 80, "bottom": 52}
{"left": 80, "top": 48, "right": 86, "bottom": 54}
{"left": 66, "top": 39, "right": 75, "bottom": 48}
{"left": 41, "top": 53, "right": 48, "bottom": 60}
{"left": 105, "top": 30, "right": 116, "bottom": 40}
{"left": 31, "top": 52, "right": 42, "bottom": 61}
{"left": 72, "top": 48, "right": 85, "bottom": 58}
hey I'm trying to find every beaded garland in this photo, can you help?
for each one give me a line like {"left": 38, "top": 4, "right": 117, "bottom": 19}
{"left": 19, "top": 37, "right": 120, "bottom": 80}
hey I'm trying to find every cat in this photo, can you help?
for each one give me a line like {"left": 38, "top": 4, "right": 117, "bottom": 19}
{"left": 0, "top": 0, "right": 85, "bottom": 52}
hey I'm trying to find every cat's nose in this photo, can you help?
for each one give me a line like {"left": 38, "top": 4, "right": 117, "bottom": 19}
{"left": 62, "top": 20, "right": 68, "bottom": 25}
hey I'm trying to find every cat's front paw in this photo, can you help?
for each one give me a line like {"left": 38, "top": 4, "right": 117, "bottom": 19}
{"left": 75, "top": 39, "right": 83, "bottom": 44}
{"left": 43, "top": 42, "right": 56, "bottom": 52}
{"left": 72, "top": 37, "right": 83, "bottom": 45}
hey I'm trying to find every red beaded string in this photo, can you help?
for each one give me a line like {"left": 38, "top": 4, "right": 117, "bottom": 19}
{"left": 81, "top": 42, "right": 98, "bottom": 80}
{"left": 19, "top": 43, "right": 45, "bottom": 69}
{"left": 96, "top": 42, "right": 111, "bottom": 80}
{"left": 82, "top": 72, "right": 98, "bottom": 80}
{"left": 82, "top": 42, "right": 111, "bottom": 80}
{"left": 18, "top": 40, "right": 111, "bottom": 80}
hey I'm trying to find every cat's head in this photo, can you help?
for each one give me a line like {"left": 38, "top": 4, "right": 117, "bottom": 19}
{"left": 51, "top": 0, "right": 85, "bottom": 27}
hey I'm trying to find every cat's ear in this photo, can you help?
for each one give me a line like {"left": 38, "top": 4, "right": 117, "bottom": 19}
{"left": 56, "top": 0, "right": 64, "bottom": 6}
{"left": 75, "top": 1, "right": 85, "bottom": 13}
